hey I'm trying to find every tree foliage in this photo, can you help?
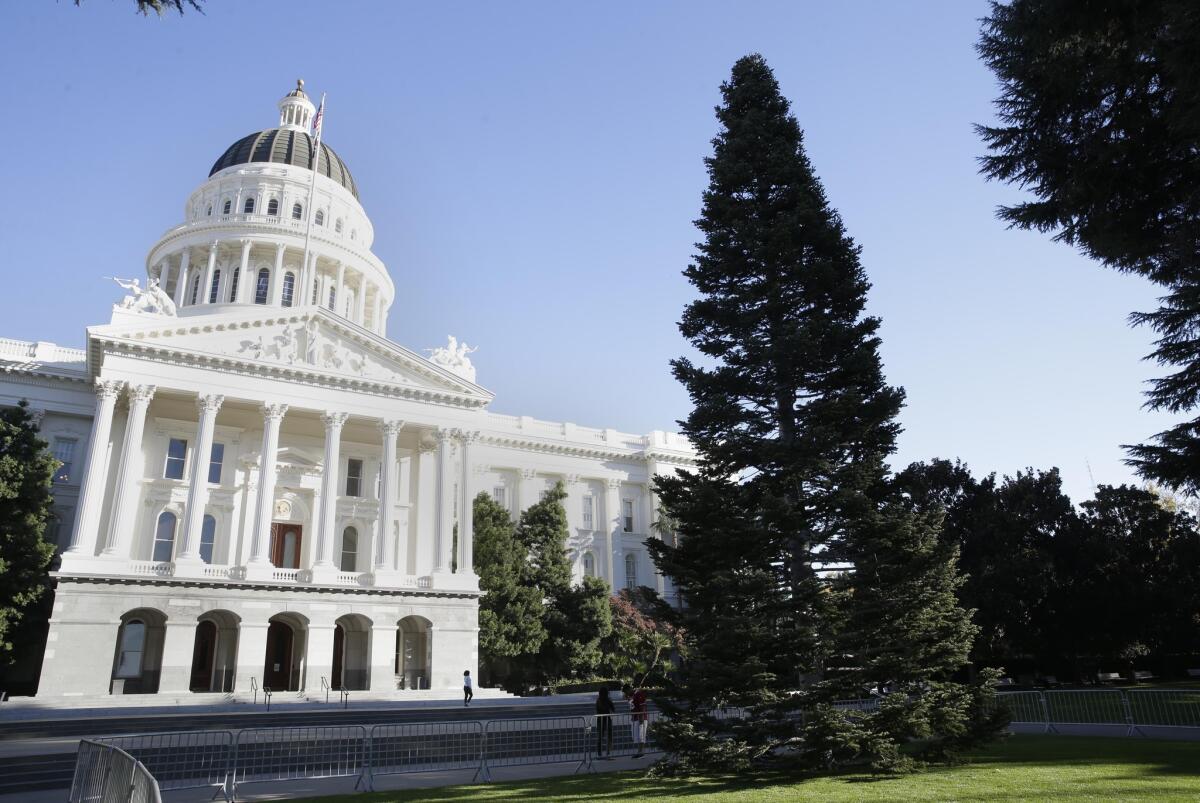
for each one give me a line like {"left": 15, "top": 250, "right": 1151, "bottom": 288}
{"left": 0, "top": 402, "right": 57, "bottom": 661}
{"left": 976, "top": 0, "right": 1200, "bottom": 493}
{"left": 649, "top": 54, "right": 995, "bottom": 775}
{"left": 474, "top": 483, "right": 612, "bottom": 690}
{"left": 74, "top": 0, "right": 204, "bottom": 15}
{"left": 601, "top": 587, "right": 685, "bottom": 688}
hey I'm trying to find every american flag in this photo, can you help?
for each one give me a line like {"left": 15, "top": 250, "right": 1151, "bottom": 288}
{"left": 312, "top": 95, "right": 325, "bottom": 142}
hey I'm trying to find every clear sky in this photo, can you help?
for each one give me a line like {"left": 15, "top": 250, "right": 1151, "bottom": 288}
{"left": 0, "top": 1, "right": 1175, "bottom": 503}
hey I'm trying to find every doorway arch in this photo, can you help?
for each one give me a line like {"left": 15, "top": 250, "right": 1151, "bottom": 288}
{"left": 332, "top": 614, "right": 372, "bottom": 691}
{"left": 190, "top": 610, "right": 240, "bottom": 692}
{"left": 110, "top": 608, "right": 166, "bottom": 695}
{"left": 263, "top": 612, "right": 308, "bottom": 691}
{"left": 396, "top": 616, "right": 432, "bottom": 690}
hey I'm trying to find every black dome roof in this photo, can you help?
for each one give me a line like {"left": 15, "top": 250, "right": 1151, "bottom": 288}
{"left": 209, "top": 128, "right": 359, "bottom": 199}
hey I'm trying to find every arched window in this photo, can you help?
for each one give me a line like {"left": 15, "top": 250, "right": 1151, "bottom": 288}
{"left": 312, "top": 278, "right": 319, "bottom": 305}
{"left": 281, "top": 272, "right": 295, "bottom": 307}
{"left": 624, "top": 553, "right": 637, "bottom": 590}
{"left": 153, "top": 512, "right": 177, "bottom": 563}
{"left": 208, "top": 269, "right": 221, "bottom": 304}
{"left": 292, "top": 203, "right": 303, "bottom": 220}
{"left": 267, "top": 198, "right": 279, "bottom": 216}
{"left": 199, "top": 514, "right": 216, "bottom": 564}
{"left": 222, "top": 199, "right": 231, "bottom": 215}
{"left": 189, "top": 275, "right": 201, "bottom": 305}
{"left": 583, "top": 552, "right": 595, "bottom": 578}
{"left": 328, "top": 285, "right": 336, "bottom": 310}
{"left": 335, "top": 218, "right": 343, "bottom": 233}
{"left": 114, "top": 620, "right": 146, "bottom": 678}
{"left": 315, "top": 210, "right": 325, "bottom": 226}
{"left": 229, "top": 267, "right": 240, "bottom": 303}
{"left": 255, "top": 268, "right": 270, "bottom": 304}
{"left": 243, "top": 197, "right": 255, "bottom": 214}
{"left": 340, "top": 527, "right": 358, "bottom": 572}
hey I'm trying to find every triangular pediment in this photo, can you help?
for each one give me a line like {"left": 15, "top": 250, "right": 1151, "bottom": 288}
{"left": 86, "top": 306, "right": 493, "bottom": 408}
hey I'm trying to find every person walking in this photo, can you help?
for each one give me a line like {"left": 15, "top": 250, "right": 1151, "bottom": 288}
{"left": 595, "top": 686, "right": 615, "bottom": 759}
{"left": 463, "top": 670, "right": 473, "bottom": 706}
{"left": 622, "top": 682, "right": 648, "bottom": 758}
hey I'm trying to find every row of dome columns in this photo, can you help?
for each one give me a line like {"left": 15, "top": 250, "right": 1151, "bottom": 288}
{"left": 151, "top": 242, "right": 384, "bottom": 332}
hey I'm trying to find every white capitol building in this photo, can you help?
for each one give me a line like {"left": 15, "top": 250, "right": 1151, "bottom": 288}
{"left": 1, "top": 83, "right": 694, "bottom": 698}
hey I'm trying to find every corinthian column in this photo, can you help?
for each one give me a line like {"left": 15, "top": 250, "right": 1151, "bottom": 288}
{"left": 457, "top": 431, "right": 479, "bottom": 574}
{"left": 375, "top": 420, "right": 404, "bottom": 573}
{"left": 176, "top": 394, "right": 224, "bottom": 565}
{"left": 102, "top": 384, "right": 156, "bottom": 559}
{"left": 433, "top": 428, "right": 454, "bottom": 574}
{"left": 246, "top": 403, "right": 287, "bottom": 575}
{"left": 173, "top": 249, "right": 191, "bottom": 307}
{"left": 313, "top": 412, "right": 349, "bottom": 573}
{"left": 61, "top": 379, "right": 123, "bottom": 567}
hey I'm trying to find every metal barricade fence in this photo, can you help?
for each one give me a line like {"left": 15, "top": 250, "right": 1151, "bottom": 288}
{"left": 995, "top": 691, "right": 1049, "bottom": 731}
{"left": 1127, "top": 689, "right": 1200, "bottom": 729}
{"left": 365, "top": 721, "right": 484, "bottom": 789}
{"left": 70, "top": 739, "right": 163, "bottom": 803}
{"left": 478, "top": 716, "right": 590, "bottom": 781}
{"left": 589, "top": 711, "right": 660, "bottom": 766}
{"left": 832, "top": 697, "right": 882, "bottom": 714}
{"left": 230, "top": 725, "right": 368, "bottom": 797}
{"left": 96, "top": 730, "right": 232, "bottom": 801}
{"left": 1042, "top": 689, "right": 1128, "bottom": 728}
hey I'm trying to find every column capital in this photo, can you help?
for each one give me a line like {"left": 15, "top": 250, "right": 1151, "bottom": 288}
{"left": 261, "top": 402, "right": 288, "bottom": 422}
{"left": 195, "top": 394, "right": 224, "bottom": 414}
{"left": 322, "top": 411, "right": 350, "bottom": 430}
{"left": 564, "top": 473, "right": 582, "bottom": 486}
{"left": 128, "top": 384, "right": 157, "bottom": 404}
{"left": 94, "top": 378, "right": 124, "bottom": 400}
{"left": 433, "top": 427, "right": 457, "bottom": 444}
{"left": 519, "top": 468, "right": 538, "bottom": 481}
{"left": 457, "top": 429, "right": 481, "bottom": 445}
{"left": 239, "top": 237, "right": 252, "bottom": 246}
{"left": 275, "top": 242, "right": 287, "bottom": 255}
{"left": 378, "top": 419, "right": 405, "bottom": 437}
{"left": 606, "top": 478, "right": 623, "bottom": 490}
{"left": 209, "top": 240, "right": 220, "bottom": 252}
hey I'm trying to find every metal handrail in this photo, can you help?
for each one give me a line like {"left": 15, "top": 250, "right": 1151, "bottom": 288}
{"left": 249, "top": 677, "right": 258, "bottom": 706}
{"left": 262, "top": 686, "right": 273, "bottom": 711}
{"left": 339, "top": 687, "right": 350, "bottom": 709}
{"left": 321, "top": 676, "right": 330, "bottom": 704}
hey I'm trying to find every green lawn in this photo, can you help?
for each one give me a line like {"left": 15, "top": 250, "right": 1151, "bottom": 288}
{"left": 299, "top": 735, "right": 1200, "bottom": 802}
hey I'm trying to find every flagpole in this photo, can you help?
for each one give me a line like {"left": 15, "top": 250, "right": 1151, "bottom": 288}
{"left": 300, "top": 92, "right": 326, "bottom": 308}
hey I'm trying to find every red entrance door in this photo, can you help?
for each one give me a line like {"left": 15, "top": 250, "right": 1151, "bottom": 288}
{"left": 269, "top": 523, "right": 303, "bottom": 568}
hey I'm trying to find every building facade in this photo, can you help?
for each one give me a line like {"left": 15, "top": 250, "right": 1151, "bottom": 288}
{"left": 0, "top": 83, "right": 694, "bottom": 698}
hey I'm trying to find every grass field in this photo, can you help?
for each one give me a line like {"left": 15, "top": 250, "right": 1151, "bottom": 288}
{"left": 299, "top": 735, "right": 1200, "bottom": 802}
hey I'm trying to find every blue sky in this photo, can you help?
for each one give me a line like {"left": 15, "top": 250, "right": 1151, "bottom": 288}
{"left": 0, "top": 1, "right": 1174, "bottom": 503}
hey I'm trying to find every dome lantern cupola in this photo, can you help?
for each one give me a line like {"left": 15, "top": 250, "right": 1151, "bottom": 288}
{"left": 278, "top": 79, "right": 315, "bottom": 132}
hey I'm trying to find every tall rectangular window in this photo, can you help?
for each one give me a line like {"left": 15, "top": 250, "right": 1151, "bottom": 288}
{"left": 622, "top": 499, "right": 634, "bottom": 533}
{"left": 346, "top": 458, "right": 363, "bottom": 497}
{"left": 492, "top": 486, "right": 506, "bottom": 507}
{"left": 52, "top": 438, "right": 77, "bottom": 483}
{"left": 208, "top": 443, "right": 224, "bottom": 484}
{"left": 164, "top": 438, "right": 187, "bottom": 480}
{"left": 582, "top": 496, "right": 594, "bottom": 529}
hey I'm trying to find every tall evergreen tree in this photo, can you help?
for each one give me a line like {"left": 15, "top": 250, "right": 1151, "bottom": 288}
{"left": 0, "top": 402, "right": 57, "bottom": 661}
{"left": 473, "top": 492, "right": 545, "bottom": 688}
{"left": 651, "top": 54, "right": 993, "bottom": 774}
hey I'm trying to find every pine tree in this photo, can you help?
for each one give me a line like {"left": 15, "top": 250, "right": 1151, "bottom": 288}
{"left": 650, "top": 54, "right": 993, "bottom": 774}
{"left": 473, "top": 492, "right": 545, "bottom": 689}
{"left": 0, "top": 401, "right": 57, "bottom": 660}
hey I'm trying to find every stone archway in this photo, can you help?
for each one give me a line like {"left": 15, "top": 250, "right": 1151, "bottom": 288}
{"left": 190, "top": 610, "right": 240, "bottom": 692}
{"left": 396, "top": 616, "right": 432, "bottom": 691}
{"left": 263, "top": 612, "right": 308, "bottom": 691}
{"left": 111, "top": 608, "right": 167, "bottom": 695}
{"left": 332, "top": 614, "right": 372, "bottom": 691}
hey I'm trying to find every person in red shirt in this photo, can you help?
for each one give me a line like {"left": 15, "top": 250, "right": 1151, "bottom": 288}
{"left": 622, "top": 682, "right": 648, "bottom": 757}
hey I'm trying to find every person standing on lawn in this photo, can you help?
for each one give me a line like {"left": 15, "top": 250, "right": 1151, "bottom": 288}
{"left": 622, "top": 682, "right": 648, "bottom": 757}
{"left": 595, "top": 686, "right": 615, "bottom": 759}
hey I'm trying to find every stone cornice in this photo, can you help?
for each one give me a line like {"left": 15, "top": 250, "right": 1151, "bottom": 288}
{"left": 477, "top": 431, "right": 699, "bottom": 466}
{"left": 51, "top": 572, "right": 482, "bottom": 599}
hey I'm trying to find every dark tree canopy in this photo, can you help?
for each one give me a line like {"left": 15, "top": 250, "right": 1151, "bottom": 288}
{"left": 74, "top": 0, "right": 204, "bottom": 15}
{"left": 977, "top": 0, "right": 1200, "bottom": 493}
{"left": 0, "top": 402, "right": 57, "bottom": 661}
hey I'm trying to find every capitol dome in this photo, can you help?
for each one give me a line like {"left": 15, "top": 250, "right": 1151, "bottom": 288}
{"left": 210, "top": 129, "right": 359, "bottom": 200}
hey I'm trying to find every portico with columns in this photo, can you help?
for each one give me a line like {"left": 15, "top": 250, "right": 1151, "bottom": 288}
{"left": 5, "top": 81, "right": 696, "bottom": 700}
